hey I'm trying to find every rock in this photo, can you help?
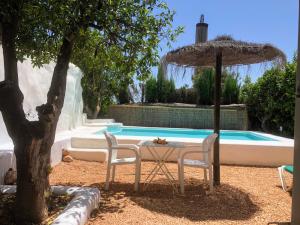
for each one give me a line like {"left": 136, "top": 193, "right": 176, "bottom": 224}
{"left": 62, "top": 149, "right": 70, "bottom": 157}
{"left": 4, "top": 168, "right": 17, "bottom": 185}
{"left": 63, "top": 155, "right": 73, "bottom": 162}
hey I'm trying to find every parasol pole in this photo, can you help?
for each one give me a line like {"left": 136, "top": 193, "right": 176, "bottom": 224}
{"left": 213, "top": 51, "right": 222, "bottom": 186}
{"left": 291, "top": 0, "right": 300, "bottom": 223}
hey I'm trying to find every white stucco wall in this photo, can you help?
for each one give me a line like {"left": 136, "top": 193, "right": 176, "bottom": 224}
{"left": 0, "top": 46, "right": 84, "bottom": 183}
{"left": 0, "top": 46, "right": 84, "bottom": 145}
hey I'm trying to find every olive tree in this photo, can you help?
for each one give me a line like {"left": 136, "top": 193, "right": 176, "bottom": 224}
{"left": 72, "top": 31, "right": 134, "bottom": 118}
{"left": 0, "top": 0, "right": 181, "bottom": 224}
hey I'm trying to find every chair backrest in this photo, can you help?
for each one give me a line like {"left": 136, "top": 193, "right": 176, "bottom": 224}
{"left": 103, "top": 131, "right": 118, "bottom": 161}
{"left": 202, "top": 133, "right": 218, "bottom": 163}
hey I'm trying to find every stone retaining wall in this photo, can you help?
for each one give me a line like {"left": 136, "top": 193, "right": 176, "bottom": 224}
{"left": 103, "top": 105, "right": 248, "bottom": 130}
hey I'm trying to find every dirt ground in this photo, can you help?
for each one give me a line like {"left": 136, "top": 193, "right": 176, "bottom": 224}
{"left": 50, "top": 160, "right": 292, "bottom": 225}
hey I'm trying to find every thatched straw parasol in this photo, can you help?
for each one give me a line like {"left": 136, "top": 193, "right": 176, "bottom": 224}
{"left": 165, "top": 35, "right": 286, "bottom": 67}
{"left": 164, "top": 35, "right": 286, "bottom": 186}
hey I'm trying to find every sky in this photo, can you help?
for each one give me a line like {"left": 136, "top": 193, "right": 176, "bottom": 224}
{"left": 155, "top": 0, "right": 298, "bottom": 87}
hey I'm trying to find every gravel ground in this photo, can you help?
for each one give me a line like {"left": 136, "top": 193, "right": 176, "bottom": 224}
{"left": 50, "top": 160, "right": 292, "bottom": 225}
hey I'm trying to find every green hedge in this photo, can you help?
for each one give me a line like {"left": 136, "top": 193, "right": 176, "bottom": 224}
{"left": 240, "top": 59, "right": 296, "bottom": 137}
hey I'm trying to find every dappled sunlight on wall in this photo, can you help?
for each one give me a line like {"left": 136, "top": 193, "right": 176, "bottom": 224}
{"left": 0, "top": 46, "right": 84, "bottom": 145}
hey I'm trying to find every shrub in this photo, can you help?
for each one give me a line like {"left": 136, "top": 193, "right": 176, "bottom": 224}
{"left": 193, "top": 69, "right": 215, "bottom": 105}
{"left": 166, "top": 78, "right": 177, "bottom": 103}
{"left": 185, "top": 88, "right": 197, "bottom": 104}
{"left": 156, "top": 64, "right": 167, "bottom": 102}
{"left": 240, "top": 59, "right": 296, "bottom": 137}
{"left": 145, "top": 76, "right": 157, "bottom": 103}
{"left": 175, "top": 86, "right": 187, "bottom": 103}
{"left": 223, "top": 74, "right": 240, "bottom": 104}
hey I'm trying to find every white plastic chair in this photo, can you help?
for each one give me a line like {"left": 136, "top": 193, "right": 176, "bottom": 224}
{"left": 278, "top": 165, "right": 293, "bottom": 192}
{"left": 104, "top": 131, "right": 141, "bottom": 191}
{"left": 178, "top": 133, "right": 218, "bottom": 194}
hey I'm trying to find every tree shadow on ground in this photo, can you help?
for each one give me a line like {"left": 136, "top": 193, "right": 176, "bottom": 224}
{"left": 267, "top": 223, "right": 291, "bottom": 225}
{"left": 275, "top": 185, "right": 293, "bottom": 197}
{"left": 82, "top": 177, "right": 260, "bottom": 222}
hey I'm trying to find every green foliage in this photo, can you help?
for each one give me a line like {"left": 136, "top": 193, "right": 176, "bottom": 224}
{"left": 175, "top": 86, "right": 187, "bottom": 103}
{"left": 279, "top": 61, "right": 297, "bottom": 135}
{"left": 193, "top": 69, "right": 240, "bottom": 106}
{"left": 239, "top": 75, "right": 252, "bottom": 103}
{"left": 156, "top": 64, "right": 169, "bottom": 102}
{"left": 2, "top": 0, "right": 184, "bottom": 112}
{"left": 3, "top": 0, "right": 184, "bottom": 113}
{"left": 68, "top": 1, "right": 183, "bottom": 116}
{"left": 145, "top": 76, "right": 157, "bottom": 103}
{"left": 15, "top": 0, "right": 97, "bottom": 66}
{"left": 239, "top": 75, "right": 260, "bottom": 128}
{"left": 193, "top": 69, "right": 215, "bottom": 105}
{"left": 222, "top": 73, "right": 240, "bottom": 104}
{"left": 167, "top": 78, "right": 176, "bottom": 102}
{"left": 184, "top": 88, "right": 197, "bottom": 104}
{"left": 145, "top": 63, "right": 177, "bottom": 103}
{"left": 117, "top": 86, "right": 131, "bottom": 104}
{"left": 72, "top": 30, "right": 127, "bottom": 115}
{"left": 240, "top": 60, "right": 296, "bottom": 137}
{"left": 11, "top": 0, "right": 184, "bottom": 70}
{"left": 175, "top": 86, "right": 197, "bottom": 104}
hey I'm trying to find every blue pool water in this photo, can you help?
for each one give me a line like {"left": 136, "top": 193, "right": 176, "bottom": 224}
{"left": 97, "top": 125, "right": 276, "bottom": 141}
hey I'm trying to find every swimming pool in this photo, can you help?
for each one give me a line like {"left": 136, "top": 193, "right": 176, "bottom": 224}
{"left": 96, "top": 125, "right": 276, "bottom": 141}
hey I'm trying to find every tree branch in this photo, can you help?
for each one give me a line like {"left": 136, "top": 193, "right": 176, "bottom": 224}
{"left": 0, "top": 1, "right": 30, "bottom": 141}
{"left": 48, "top": 37, "right": 75, "bottom": 105}
{"left": 1, "top": 11, "right": 19, "bottom": 84}
{"left": 0, "top": 81, "right": 28, "bottom": 140}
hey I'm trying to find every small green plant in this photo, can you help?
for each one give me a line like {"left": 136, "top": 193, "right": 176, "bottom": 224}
{"left": 47, "top": 165, "right": 53, "bottom": 175}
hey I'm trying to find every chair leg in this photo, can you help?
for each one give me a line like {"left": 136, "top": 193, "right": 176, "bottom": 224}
{"left": 208, "top": 166, "right": 213, "bottom": 193}
{"left": 179, "top": 163, "right": 185, "bottom": 194}
{"left": 177, "top": 162, "right": 181, "bottom": 184}
{"left": 105, "top": 163, "right": 111, "bottom": 191}
{"left": 112, "top": 165, "right": 116, "bottom": 182}
{"left": 278, "top": 167, "right": 288, "bottom": 192}
{"left": 134, "top": 160, "right": 141, "bottom": 192}
{"left": 204, "top": 169, "right": 207, "bottom": 182}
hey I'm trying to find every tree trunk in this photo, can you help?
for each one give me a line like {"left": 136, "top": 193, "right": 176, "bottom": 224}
{"left": 84, "top": 96, "right": 101, "bottom": 119}
{"left": 260, "top": 114, "right": 271, "bottom": 132}
{"left": 0, "top": 1, "right": 82, "bottom": 223}
{"left": 0, "top": 24, "right": 75, "bottom": 223}
{"left": 84, "top": 105, "right": 93, "bottom": 118}
{"left": 15, "top": 140, "right": 51, "bottom": 224}
{"left": 141, "top": 83, "right": 145, "bottom": 104}
{"left": 93, "top": 105, "right": 101, "bottom": 119}
{"left": 1, "top": 3, "right": 19, "bottom": 84}
{"left": 0, "top": 81, "right": 50, "bottom": 224}
{"left": 15, "top": 37, "right": 74, "bottom": 224}
{"left": 92, "top": 96, "right": 101, "bottom": 119}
